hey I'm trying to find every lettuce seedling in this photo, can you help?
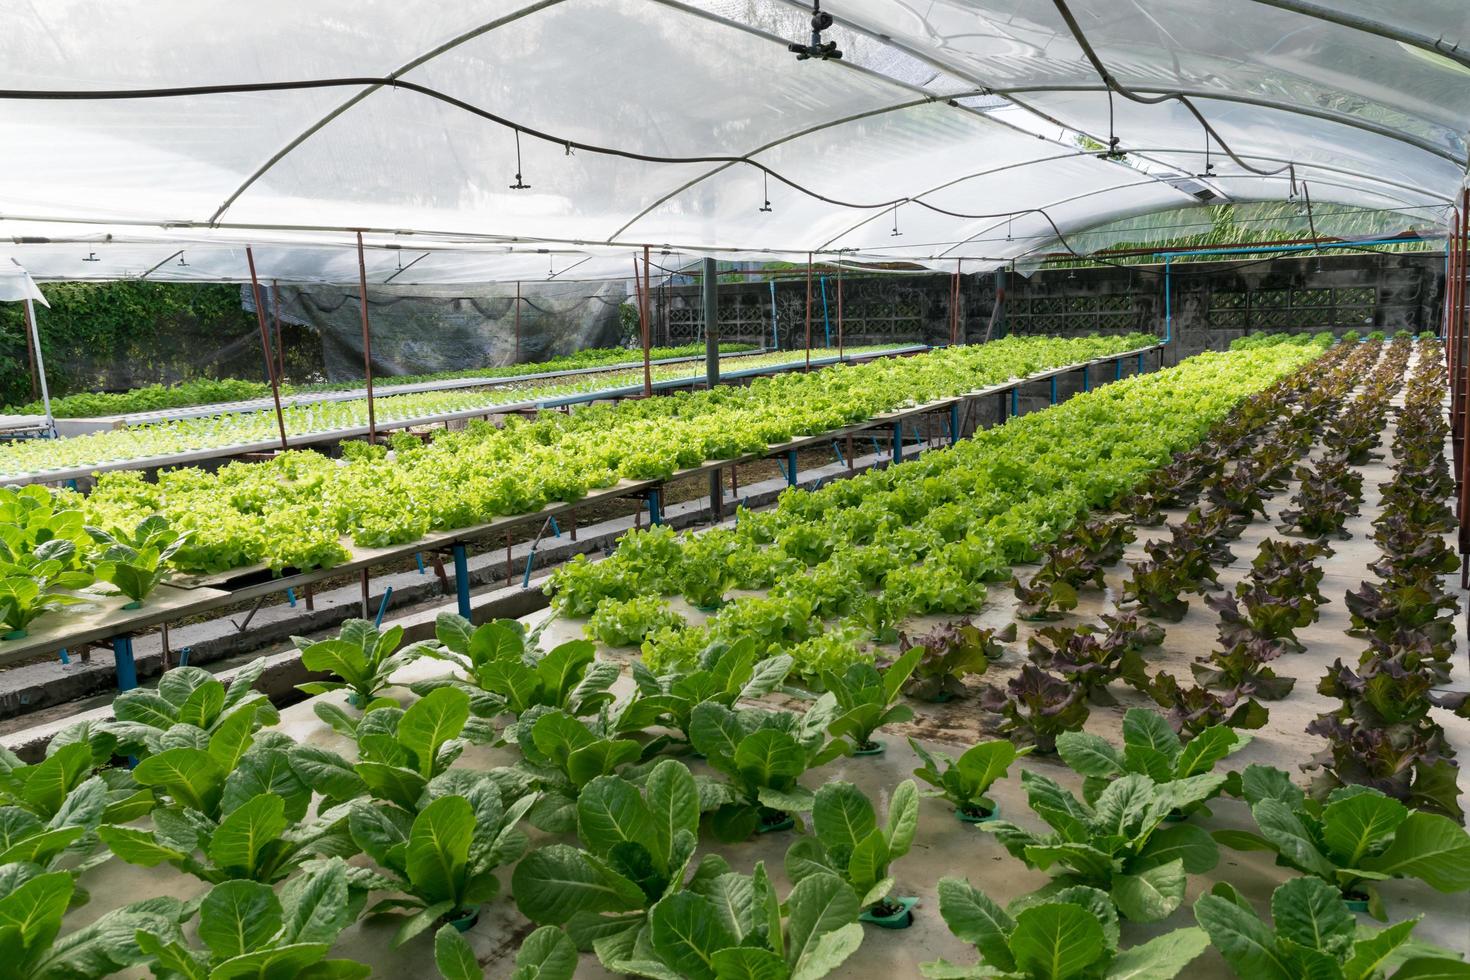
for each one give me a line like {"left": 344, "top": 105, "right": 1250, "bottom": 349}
{"left": 785, "top": 780, "right": 919, "bottom": 917}
{"left": 137, "top": 858, "right": 369, "bottom": 978}
{"left": 295, "top": 619, "right": 427, "bottom": 707}
{"left": 512, "top": 707, "right": 650, "bottom": 833}
{"left": 87, "top": 515, "right": 188, "bottom": 607}
{"left": 512, "top": 760, "right": 728, "bottom": 963}
{"left": 1057, "top": 708, "right": 1249, "bottom": 815}
{"left": 0, "top": 869, "right": 189, "bottom": 980}
{"left": 1215, "top": 764, "right": 1470, "bottom": 918}
{"left": 925, "top": 880, "right": 1208, "bottom": 979}
{"left": 628, "top": 637, "right": 793, "bottom": 744}
{"left": 823, "top": 648, "right": 922, "bottom": 754}
{"left": 690, "top": 698, "right": 850, "bottom": 841}
{"left": 603, "top": 862, "right": 865, "bottom": 980}
{"left": 910, "top": 738, "right": 1030, "bottom": 821}
{"left": 1197, "top": 877, "right": 1469, "bottom": 980}
{"left": 352, "top": 779, "right": 535, "bottom": 946}
{"left": 983, "top": 769, "right": 1223, "bottom": 922}
{"left": 104, "top": 659, "right": 278, "bottom": 760}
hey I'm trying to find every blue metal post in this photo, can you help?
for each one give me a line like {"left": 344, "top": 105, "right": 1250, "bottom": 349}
{"left": 1082, "top": 364, "right": 1091, "bottom": 393}
{"left": 112, "top": 635, "right": 137, "bottom": 691}
{"left": 1164, "top": 254, "right": 1172, "bottom": 344}
{"left": 786, "top": 449, "right": 798, "bottom": 487}
{"left": 647, "top": 490, "right": 663, "bottom": 525}
{"left": 1049, "top": 376, "right": 1058, "bottom": 404}
{"left": 286, "top": 587, "right": 297, "bottom": 607}
{"left": 769, "top": 280, "right": 779, "bottom": 349}
{"left": 415, "top": 552, "right": 426, "bottom": 574}
{"left": 949, "top": 402, "right": 961, "bottom": 445}
{"left": 892, "top": 421, "right": 903, "bottom": 462}
{"left": 832, "top": 440, "right": 846, "bottom": 465}
{"left": 819, "top": 276, "right": 831, "bottom": 347}
{"left": 1137, "top": 352, "right": 1144, "bottom": 374}
{"left": 1115, "top": 358, "right": 1122, "bottom": 380}
{"left": 549, "top": 517, "right": 561, "bottom": 538}
{"left": 58, "top": 648, "right": 70, "bottom": 666}
{"left": 522, "top": 552, "right": 538, "bottom": 588}
{"left": 1010, "top": 387, "right": 1019, "bottom": 416}
{"left": 374, "top": 587, "right": 393, "bottom": 627}
{"left": 451, "top": 542, "right": 471, "bottom": 618}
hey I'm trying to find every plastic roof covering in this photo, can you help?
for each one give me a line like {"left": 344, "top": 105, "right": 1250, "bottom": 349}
{"left": 0, "top": 0, "right": 1463, "bottom": 284}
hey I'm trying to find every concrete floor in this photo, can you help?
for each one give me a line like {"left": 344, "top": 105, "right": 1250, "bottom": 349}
{"left": 49, "top": 350, "right": 1470, "bottom": 977}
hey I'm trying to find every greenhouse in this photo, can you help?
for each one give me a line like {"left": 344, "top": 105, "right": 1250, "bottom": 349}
{"left": 0, "top": 2, "right": 1468, "bottom": 978}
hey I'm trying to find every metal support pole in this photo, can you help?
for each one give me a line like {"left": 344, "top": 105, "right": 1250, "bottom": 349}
{"left": 769, "top": 279, "right": 779, "bottom": 349}
{"left": 20, "top": 290, "right": 53, "bottom": 435}
{"left": 703, "top": 257, "right": 723, "bottom": 514}
{"left": 786, "top": 449, "right": 799, "bottom": 487}
{"left": 1011, "top": 387, "right": 1019, "bottom": 417}
{"left": 819, "top": 275, "right": 831, "bottom": 348}
{"left": 640, "top": 247, "right": 653, "bottom": 397}
{"left": 892, "top": 421, "right": 903, "bottom": 463}
{"left": 836, "top": 263, "right": 844, "bottom": 359}
{"left": 1050, "top": 376, "right": 1058, "bottom": 404}
{"left": 452, "top": 543, "right": 471, "bottom": 618}
{"left": 1082, "top": 363, "right": 1091, "bottom": 392}
{"left": 355, "top": 231, "right": 378, "bottom": 441}
{"left": 246, "top": 247, "right": 289, "bottom": 451}
{"left": 1137, "top": 352, "right": 1144, "bottom": 374}
{"left": 21, "top": 290, "right": 38, "bottom": 399}
{"left": 950, "top": 262, "right": 960, "bottom": 345}
{"left": 647, "top": 489, "right": 663, "bottom": 526}
{"left": 112, "top": 635, "right": 137, "bottom": 691}
{"left": 359, "top": 568, "right": 371, "bottom": 619}
{"left": 804, "top": 253, "right": 813, "bottom": 372}
{"left": 514, "top": 281, "right": 521, "bottom": 363}
{"left": 271, "top": 279, "right": 285, "bottom": 382}
{"left": 949, "top": 402, "right": 961, "bottom": 445}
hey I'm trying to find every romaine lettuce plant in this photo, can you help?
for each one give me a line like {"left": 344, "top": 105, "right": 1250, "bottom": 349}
{"left": 982, "top": 769, "right": 1223, "bottom": 921}
{"left": 0, "top": 869, "right": 190, "bottom": 980}
{"left": 136, "top": 858, "right": 369, "bottom": 979}
{"left": 822, "top": 647, "right": 921, "bottom": 754}
{"left": 910, "top": 738, "right": 1030, "bottom": 821}
{"left": 512, "top": 706, "right": 649, "bottom": 833}
{"left": 87, "top": 515, "right": 188, "bottom": 607}
{"left": 628, "top": 638, "right": 793, "bottom": 745}
{"left": 897, "top": 621, "right": 1010, "bottom": 702}
{"left": 1056, "top": 708, "right": 1249, "bottom": 815}
{"left": 352, "top": 778, "right": 534, "bottom": 946}
{"left": 435, "top": 923, "right": 577, "bottom": 980}
{"left": 1196, "top": 877, "right": 1468, "bottom": 980}
{"left": 416, "top": 613, "right": 618, "bottom": 722}
{"left": 295, "top": 619, "right": 427, "bottom": 707}
{"left": 602, "top": 862, "right": 865, "bottom": 980}
{"left": 512, "top": 760, "right": 727, "bottom": 962}
{"left": 924, "top": 880, "right": 1208, "bottom": 979}
{"left": 104, "top": 659, "right": 278, "bottom": 760}
{"left": 1215, "top": 764, "right": 1470, "bottom": 918}
{"left": 690, "top": 698, "right": 850, "bottom": 841}
{"left": 785, "top": 780, "right": 918, "bottom": 919}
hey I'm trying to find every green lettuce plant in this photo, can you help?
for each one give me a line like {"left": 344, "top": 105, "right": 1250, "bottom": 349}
{"left": 823, "top": 647, "right": 922, "bottom": 754}
{"left": 785, "top": 780, "right": 919, "bottom": 920}
{"left": 435, "top": 923, "right": 577, "bottom": 980}
{"left": 416, "top": 614, "right": 619, "bottom": 724}
{"left": 1214, "top": 765, "right": 1470, "bottom": 918}
{"left": 0, "top": 869, "right": 190, "bottom": 980}
{"left": 136, "top": 858, "right": 369, "bottom": 979}
{"left": 601, "top": 861, "right": 865, "bottom": 980}
{"left": 295, "top": 619, "right": 427, "bottom": 707}
{"left": 983, "top": 769, "right": 1223, "bottom": 921}
{"left": 1056, "top": 707, "right": 1250, "bottom": 815}
{"left": 512, "top": 760, "right": 730, "bottom": 963}
{"left": 87, "top": 515, "right": 188, "bottom": 607}
{"left": 924, "top": 879, "right": 1209, "bottom": 979}
{"left": 103, "top": 659, "right": 278, "bottom": 760}
{"left": 909, "top": 738, "right": 1030, "bottom": 821}
{"left": 1195, "top": 877, "right": 1468, "bottom": 980}
{"left": 587, "top": 595, "right": 686, "bottom": 647}
{"left": 628, "top": 637, "right": 793, "bottom": 744}
{"left": 690, "top": 698, "right": 851, "bottom": 841}
{"left": 0, "top": 573, "right": 87, "bottom": 639}
{"left": 351, "top": 777, "right": 534, "bottom": 946}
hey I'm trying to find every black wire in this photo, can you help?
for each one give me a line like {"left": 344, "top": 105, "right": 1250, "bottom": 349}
{"left": 1048, "top": 0, "right": 1289, "bottom": 178}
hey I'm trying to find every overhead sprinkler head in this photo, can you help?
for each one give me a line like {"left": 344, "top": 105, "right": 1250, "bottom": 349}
{"left": 789, "top": 1, "right": 842, "bottom": 61}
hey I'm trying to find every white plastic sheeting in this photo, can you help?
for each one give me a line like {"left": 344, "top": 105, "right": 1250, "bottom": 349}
{"left": 0, "top": 0, "right": 1462, "bottom": 283}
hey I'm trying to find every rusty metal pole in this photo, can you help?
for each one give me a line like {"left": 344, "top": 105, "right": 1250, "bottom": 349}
{"left": 355, "top": 232, "right": 378, "bottom": 441}
{"left": 804, "top": 253, "right": 813, "bottom": 372}
{"left": 514, "top": 281, "right": 521, "bottom": 362}
{"left": 271, "top": 279, "right": 286, "bottom": 382}
{"left": 640, "top": 247, "right": 653, "bottom": 397}
{"left": 246, "top": 247, "right": 289, "bottom": 451}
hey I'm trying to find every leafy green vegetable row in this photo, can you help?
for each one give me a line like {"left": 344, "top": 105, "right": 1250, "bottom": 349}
{"left": 552, "top": 340, "right": 1324, "bottom": 680}
{"left": 65, "top": 334, "right": 1153, "bottom": 574}
{"left": 6, "top": 343, "right": 759, "bottom": 418}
